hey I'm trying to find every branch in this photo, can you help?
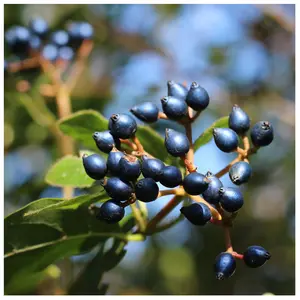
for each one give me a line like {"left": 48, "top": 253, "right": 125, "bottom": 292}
{"left": 190, "top": 195, "right": 222, "bottom": 221}
{"left": 215, "top": 155, "right": 242, "bottom": 178}
{"left": 146, "top": 195, "right": 184, "bottom": 232}
{"left": 130, "top": 202, "right": 146, "bottom": 232}
{"left": 66, "top": 40, "right": 94, "bottom": 93}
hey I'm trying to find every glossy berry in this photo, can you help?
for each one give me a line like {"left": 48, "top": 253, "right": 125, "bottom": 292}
{"left": 243, "top": 246, "right": 271, "bottom": 268}
{"left": 159, "top": 166, "right": 182, "bottom": 188}
{"left": 161, "top": 96, "right": 188, "bottom": 120}
{"left": 106, "top": 149, "right": 125, "bottom": 175}
{"left": 119, "top": 155, "right": 141, "bottom": 181}
{"left": 214, "top": 252, "right": 236, "bottom": 280}
{"left": 183, "top": 172, "right": 209, "bottom": 195}
{"left": 29, "top": 18, "right": 49, "bottom": 39}
{"left": 58, "top": 46, "right": 74, "bottom": 61}
{"left": 167, "top": 80, "right": 188, "bottom": 100}
{"left": 82, "top": 154, "right": 107, "bottom": 180}
{"left": 219, "top": 187, "right": 244, "bottom": 213}
{"left": 135, "top": 178, "right": 159, "bottom": 202}
{"left": 5, "top": 26, "right": 31, "bottom": 54}
{"left": 41, "top": 44, "right": 58, "bottom": 61}
{"left": 202, "top": 172, "right": 223, "bottom": 204}
{"left": 29, "top": 35, "right": 42, "bottom": 51}
{"left": 141, "top": 156, "right": 164, "bottom": 181}
{"left": 109, "top": 113, "right": 137, "bottom": 139}
{"left": 250, "top": 121, "right": 274, "bottom": 147}
{"left": 229, "top": 105, "right": 250, "bottom": 134}
{"left": 67, "top": 21, "right": 94, "bottom": 48}
{"left": 229, "top": 161, "right": 252, "bottom": 185}
{"left": 96, "top": 200, "right": 124, "bottom": 224}
{"left": 213, "top": 128, "right": 239, "bottom": 153}
{"left": 186, "top": 82, "right": 209, "bottom": 111}
{"left": 93, "top": 131, "right": 120, "bottom": 153}
{"left": 180, "top": 203, "right": 211, "bottom": 226}
{"left": 50, "top": 30, "right": 69, "bottom": 47}
{"left": 130, "top": 102, "right": 159, "bottom": 123}
{"left": 165, "top": 128, "right": 189, "bottom": 157}
{"left": 103, "top": 177, "right": 133, "bottom": 201}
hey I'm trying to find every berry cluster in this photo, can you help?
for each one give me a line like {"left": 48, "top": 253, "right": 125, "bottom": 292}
{"left": 4, "top": 17, "right": 93, "bottom": 73}
{"left": 82, "top": 80, "right": 273, "bottom": 280}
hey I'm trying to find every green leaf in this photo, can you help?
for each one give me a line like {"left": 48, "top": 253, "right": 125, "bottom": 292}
{"left": 194, "top": 116, "right": 229, "bottom": 151}
{"left": 58, "top": 110, "right": 182, "bottom": 167}
{"left": 45, "top": 155, "right": 95, "bottom": 188}
{"left": 69, "top": 239, "right": 127, "bottom": 295}
{"left": 58, "top": 110, "right": 108, "bottom": 151}
{"left": 4, "top": 192, "right": 133, "bottom": 294}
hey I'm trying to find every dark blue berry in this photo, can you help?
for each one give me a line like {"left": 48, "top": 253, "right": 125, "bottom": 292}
{"left": 183, "top": 172, "right": 209, "bottom": 195}
{"left": 5, "top": 26, "right": 31, "bottom": 55}
{"left": 214, "top": 252, "right": 236, "bottom": 280}
{"left": 93, "top": 131, "right": 120, "bottom": 153}
{"left": 161, "top": 96, "right": 188, "bottom": 120}
{"left": 165, "top": 128, "right": 190, "bottom": 157}
{"left": 29, "top": 35, "right": 42, "bottom": 51}
{"left": 109, "top": 113, "right": 137, "bottom": 139}
{"left": 82, "top": 154, "right": 107, "bottom": 180}
{"left": 213, "top": 128, "right": 239, "bottom": 153}
{"left": 58, "top": 46, "right": 74, "bottom": 61}
{"left": 141, "top": 156, "right": 164, "bottom": 181}
{"left": 167, "top": 80, "right": 188, "bottom": 100}
{"left": 130, "top": 102, "right": 159, "bottom": 123}
{"left": 103, "top": 177, "right": 133, "bottom": 201}
{"left": 186, "top": 82, "right": 210, "bottom": 111}
{"left": 250, "top": 121, "right": 274, "bottom": 147}
{"left": 119, "top": 155, "right": 141, "bottom": 181}
{"left": 106, "top": 149, "right": 125, "bottom": 175}
{"left": 135, "top": 178, "right": 159, "bottom": 202}
{"left": 180, "top": 203, "right": 211, "bottom": 226}
{"left": 50, "top": 30, "right": 69, "bottom": 47}
{"left": 96, "top": 200, "right": 125, "bottom": 224}
{"left": 219, "top": 187, "right": 244, "bottom": 213}
{"left": 159, "top": 165, "right": 182, "bottom": 188}
{"left": 67, "top": 22, "right": 94, "bottom": 48}
{"left": 229, "top": 161, "right": 252, "bottom": 185}
{"left": 41, "top": 44, "right": 58, "bottom": 61}
{"left": 202, "top": 172, "right": 223, "bottom": 204}
{"left": 29, "top": 18, "right": 48, "bottom": 39}
{"left": 229, "top": 105, "right": 250, "bottom": 134}
{"left": 243, "top": 246, "right": 271, "bottom": 268}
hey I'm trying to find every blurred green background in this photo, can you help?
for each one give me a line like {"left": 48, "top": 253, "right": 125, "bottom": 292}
{"left": 4, "top": 4, "right": 295, "bottom": 295}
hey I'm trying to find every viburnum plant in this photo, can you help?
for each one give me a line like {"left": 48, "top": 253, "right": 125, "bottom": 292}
{"left": 83, "top": 80, "right": 273, "bottom": 280}
{"left": 4, "top": 17, "right": 272, "bottom": 295}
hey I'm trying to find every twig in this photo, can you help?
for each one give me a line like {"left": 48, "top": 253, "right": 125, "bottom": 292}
{"left": 190, "top": 195, "right": 222, "bottom": 221}
{"left": 145, "top": 214, "right": 184, "bottom": 235}
{"left": 120, "top": 139, "right": 138, "bottom": 150}
{"left": 184, "top": 121, "right": 195, "bottom": 173}
{"left": 7, "top": 57, "right": 40, "bottom": 73}
{"left": 66, "top": 40, "right": 94, "bottom": 93}
{"left": 158, "top": 187, "right": 185, "bottom": 198}
{"left": 242, "top": 135, "right": 250, "bottom": 151}
{"left": 215, "top": 155, "right": 241, "bottom": 178}
{"left": 132, "top": 135, "right": 144, "bottom": 153}
{"left": 158, "top": 112, "right": 168, "bottom": 120}
{"left": 224, "top": 226, "right": 233, "bottom": 253}
{"left": 146, "top": 196, "right": 184, "bottom": 232}
{"left": 130, "top": 202, "right": 146, "bottom": 232}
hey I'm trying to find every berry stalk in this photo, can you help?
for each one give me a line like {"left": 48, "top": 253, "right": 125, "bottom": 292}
{"left": 190, "top": 195, "right": 222, "bottom": 221}
{"left": 145, "top": 195, "right": 184, "bottom": 232}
